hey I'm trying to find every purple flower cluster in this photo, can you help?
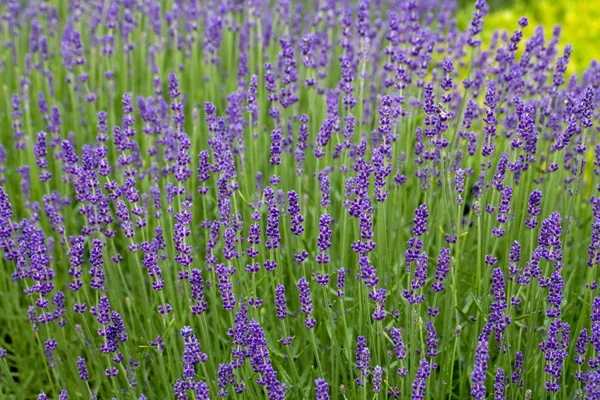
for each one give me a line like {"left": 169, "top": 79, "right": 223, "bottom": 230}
{"left": 471, "top": 338, "right": 489, "bottom": 400}
{"left": 314, "top": 378, "right": 329, "bottom": 400}
{"left": 355, "top": 336, "right": 370, "bottom": 387}
{"left": 297, "top": 277, "right": 316, "bottom": 328}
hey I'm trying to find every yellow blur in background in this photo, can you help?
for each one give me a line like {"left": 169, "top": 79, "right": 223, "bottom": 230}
{"left": 458, "top": 0, "right": 600, "bottom": 74}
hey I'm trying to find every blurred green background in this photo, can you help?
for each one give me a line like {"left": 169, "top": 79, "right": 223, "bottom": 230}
{"left": 457, "top": 0, "right": 600, "bottom": 74}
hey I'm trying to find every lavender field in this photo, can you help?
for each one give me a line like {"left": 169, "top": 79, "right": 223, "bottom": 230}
{"left": 0, "top": 0, "right": 599, "bottom": 399}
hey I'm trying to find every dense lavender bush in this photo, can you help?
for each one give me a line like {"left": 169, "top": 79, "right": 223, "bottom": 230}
{"left": 0, "top": 0, "right": 600, "bottom": 399}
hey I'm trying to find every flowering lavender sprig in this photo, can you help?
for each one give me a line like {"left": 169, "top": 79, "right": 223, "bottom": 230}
{"left": 287, "top": 191, "right": 304, "bottom": 236}
{"left": 369, "top": 288, "right": 387, "bottom": 321}
{"left": 141, "top": 231, "right": 166, "bottom": 292}
{"left": 297, "top": 277, "right": 316, "bottom": 328}
{"left": 336, "top": 268, "right": 346, "bottom": 298}
{"left": 247, "top": 319, "right": 286, "bottom": 398}
{"left": 525, "top": 189, "right": 542, "bottom": 229}
{"left": 412, "top": 358, "right": 432, "bottom": 400}
{"left": 76, "top": 357, "right": 89, "bottom": 381}
{"left": 316, "top": 214, "right": 332, "bottom": 267}
{"left": 314, "top": 378, "right": 329, "bottom": 400}
{"left": 471, "top": 337, "right": 489, "bottom": 399}
{"left": 90, "top": 296, "right": 128, "bottom": 357}
{"left": 372, "top": 366, "right": 383, "bottom": 393}
{"left": 468, "top": 0, "right": 489, "bottom": 47}
{"left": 481, "top": 85, "right": 498, "bottom": 157}
{"left": 319, "top": 174, "right": 331, "bottom": 208}
{"left": 512, "top": 351, "right": 524, "bottom": 386}
{"left": 355, "top": 336, "right": 370, "bottom": 387}
{"left": 174, "top": 200, "right": 193, "bottom": 277}
{"left": 197, "top": 150, "right": 211, "bottom": 195}
{"left": 190, "top": 269, "right": 207, "bottom": 315}
{"left": 216, "top": 263, "right": 236, "bottom": 311}
{"left": 390, "top": 327, "right": 407, "bottom": 376}
{"left": 454, "top": 168, "right": 465, "bottom": 204}
{"left": 574, "top": 329, "right": 588, "bottom": 372}
{"left": 403, "top": 251, "right": 428, "bottom": 305}
{"left": 269, "top": 129, "right": 282, "bottom": 166}
{"left": 588, "top": 197, "right": 600, "bottom": 267}
{"left": 432, "top": 248, "right": 451, "bottom": 292}
{"left": 275, "top": 283, "right": 287, "bottom": 319}
{"left": 246, "top": 210, "right": 261, "bottom": 273}
{"left": 426, "top": 322, "right": 438, "bottom": 360}
{"left": 89, "top": 239, "right": 105, "bottom": 290}
{"left": 405, "top": 204, "right": 429, "bottom": 273}
{"left": 179, "top": 326, "right": 208, "bottom": 382}
{"left": 489, "top": 268, "right": 510, "bottom": 342}
{"left": 34, "top": 131, "right": 52, "bottom": 182}
{"left": 540, "top": 320, "right": 570, "bottom": 392}
{"left": 494, "top": 368, "right": 505, "bottom": 400}
{"left": 264, "top": 187, "right": 281, "bottom": 255}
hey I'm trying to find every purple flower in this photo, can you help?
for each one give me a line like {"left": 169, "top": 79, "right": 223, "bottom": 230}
{"left": 454, "top": 169, "right": 465, "bottom": 204}
{"left": 489, "top": 268, "right": 510, "bottom": 342}
{"left": 195, "top": 381, "right": 210, "bottom": 400}
{"left": 76, "top": 357, "right": 89, "bottom": 381}
{"left": 588, "top": 197, "right": 600, "bottom": 267}
{"left": 553, "top": 44, "right": 572, "bottom": 89}
{"left": 355, "top": 336, "right": 370, "bottom": 386}
{"left": 370, "top": 288, "right": 387, "bottom": 321}
{"left": 481, "top": 85, "right": 498, "bottom": 157}
{"left": 426, "top": 322, "right": 438, "bottom": 358}
{"left": 265, "top": 187, "right": 281, "bottom": 251}
{"left": 494, "top": 368, "right": 505, "bottom": 400}
{"left": 518, "top": 17, "right": 528, "bottom": 28}
{"left": 90, "top": 296, "right": 128, "bottom": 354}
{"left": 316, "top": 214, "right": 332, "bottom": 264}
{"left": 412, "top": 204, "right": 429, "bottom": 237}
{"left": 390, "top": 327, "right": 407, "bottom": 367}
{"left": 493, "top": 154, "right": 509, "bottom": 190}
{"left": 468, "top": 0, "right": 489, "bottom": 47}
{"left": 269, "top": 129, "right": 282, "bottom": 165}
{"left": 34, "top": 131, "right": 52, "bottom": 181}
{"left": 403, "top": 251, "right": 428, "bottom": 305}
{"left": 540, "top": 320, "right": 569, "bottom": 392}
{"left": 525, "top": 189, "right": 542, "bottom": 229}
{"left": 512, "top": 352, "right": 524, "bottom": 386}
{"left": 337, "top": 268, "right": 346, "bottom": 297}
{"left": 217, "top": 363, "right": 235, "bottom": 397}
{"left": 180, "top": 326, "right": 208, "bottom": 381}
{"left": 287, "top": 191, "right": 304, "bottom": 236}
{"left": 216, "top": 263, "right": 236, "bottom": 311}
{"left": 246, "top": 319, "right": 286, "bottom": 399}
{"left": 190, "top": 269, "right": 207, "bottom": 315}
{"left": 197, "top": 150, "right": 211, "bottom": 194}
{"left": 471, "top": 337, "right": 489, "bottom": 399}
{"left": 275, "top": 284, "right": 287, "bottom": 319}
{"left": 356, "top": 0, "right": 370, "bottom": 37}
{"left": 546, "top": 270, "right": 564, "bottom": 318}
{"left": 575, "top": 329, "right": 588, "bottom": 366}
{"left": 411, "top": 359, "right": 432, "bottom": 400}
{"left": 314, "top": 378, "right": 329, "bottom": 400}
{"left": 432, "top": 248, "right": 451, "bottom": 292}
{"left": 319, "top": 174, "right": 331, "bottom": 208}
{"left": 373, "top": 366, "right": 384, "bottom": 393}
{"left": 297, "top": 277, "right": 315, "bottom": 328}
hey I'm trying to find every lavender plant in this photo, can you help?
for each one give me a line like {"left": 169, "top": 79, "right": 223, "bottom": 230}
{"left": 0, "top": 0, "right": 600, "bottom": 399}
